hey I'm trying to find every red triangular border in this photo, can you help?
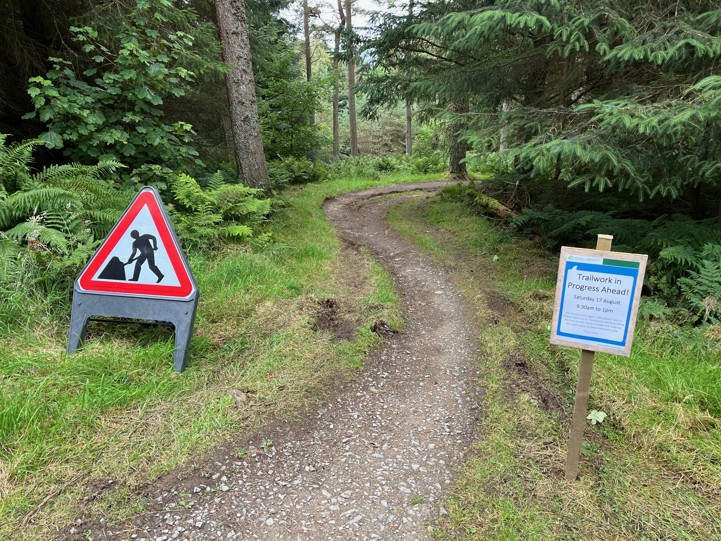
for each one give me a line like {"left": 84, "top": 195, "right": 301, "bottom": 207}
{"left": 77, "top": 188, "right": 196, "bottom": 299}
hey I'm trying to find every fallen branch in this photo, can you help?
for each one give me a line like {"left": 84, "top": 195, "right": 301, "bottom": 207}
{"left": 469, "top": 191, "right": 517, "bottom": 219}
{"left": 21, "top": 473, "right": 84, "bottom": 527}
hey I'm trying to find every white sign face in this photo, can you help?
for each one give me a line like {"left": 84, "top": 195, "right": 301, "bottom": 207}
{"left": 550, "top": 248, "right": 648, "bottom": 356}
{"left": 90, "top": 206, "right": 181, "bottom": 287}
{"left": 77, "top": 187, "right": 196, "bottom": 300}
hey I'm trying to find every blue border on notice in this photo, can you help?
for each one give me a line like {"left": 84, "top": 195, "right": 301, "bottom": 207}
{"left": 556, "top": 262, "right": 639, "bottom": 347}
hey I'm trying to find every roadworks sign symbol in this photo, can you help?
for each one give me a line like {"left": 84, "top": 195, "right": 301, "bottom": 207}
{"left": 77, "top": 187, "right": 196, "bottom": 300}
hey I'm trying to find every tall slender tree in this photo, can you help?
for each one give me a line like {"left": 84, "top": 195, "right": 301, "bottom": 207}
{"left": 333, "top": 0, "right": 346, "bottom": 158}
{"left": 405, "top": 98, "right": 412, "bottom": 156}
{"left": 303, "top": 0, "right": 315, "bottom": 128}
{"left": 215, "top": 0, "right": 270, "bottom": 190}
{"left": 405, "top": 0, "right": 415, "bottom": 157}
{"left": 345, "top": 0, "right": 359, "bottom": 156}
{"left": 449, "top": 98, "right": 469, "bottom": 178}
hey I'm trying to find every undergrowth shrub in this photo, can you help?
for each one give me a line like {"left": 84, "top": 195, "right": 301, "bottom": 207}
{"left": 0, "top": 136, "right": 128, "bottom": 322}
{"left": 325, "top": 153, "right": 446, "bottom": 180}
{"left": 168, "top": 171, "right": 271, "bottom": 248}
{"left": 410, "top": 152, "right": 446, "bottom": 174}
{"left": 267, "top": 157, "right": 328, "bottom": 188}
{"left": 677, "top": 244, "right": 721, "bottom": 324}
{"left": 510, "top": 206, "right": 721, "bottom": 323}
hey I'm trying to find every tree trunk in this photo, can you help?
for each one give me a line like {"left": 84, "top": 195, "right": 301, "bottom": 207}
{"left": 222, "top": 115, "right": 233, "bottom": 150}
{"left": 405, "top": 98, "right": 412, "bottom": 156}
{"left": 345, "top": 0, "right": 358, "bottom": 156}
{"left": 689, "top": 184, "right": 702, "bottom": 220}
{"left": 332, "top": 27, "right": 341, "bottom": 158}
{"left": 449, "top": 98, "right": 469, "bottom": 179}
{"left": 303, "top": 0, "right": 314, "bottom": 126}
{"left": 333, "top": 0, "right": 346, "bottom": 159}
{"left": 215, "top": 0, "right": 270, "bottom": 190}
{"left": 404, "top": 0, "right": 414, "bottom": 157}
{"left": 499, "top": 98, "right": 511, "bottom": 152}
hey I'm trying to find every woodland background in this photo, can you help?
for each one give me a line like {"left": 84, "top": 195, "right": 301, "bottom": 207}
{"left": 2, "top": 2, "right": 721, "bottom": 538}
{"left": 2, "top": 0, "right": 721, "bottom": 324}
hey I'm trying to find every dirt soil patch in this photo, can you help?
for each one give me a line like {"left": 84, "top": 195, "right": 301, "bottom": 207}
{"left": 504, "top": 349, "right": 567, "bottom": 420}
{"left": 311, "top": 298, "right": 358, "bottom": 341}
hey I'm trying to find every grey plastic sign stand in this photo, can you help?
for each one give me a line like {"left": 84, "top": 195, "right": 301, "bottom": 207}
{"left": 68, "top": 186, "right": 199, "bottom": 372}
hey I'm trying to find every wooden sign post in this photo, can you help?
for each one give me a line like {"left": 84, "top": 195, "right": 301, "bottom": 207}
{"left": 550, "top": 235, "right": 647, "bottom": 481}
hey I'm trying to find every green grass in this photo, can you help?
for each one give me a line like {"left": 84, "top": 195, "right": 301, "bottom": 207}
{"left": 386, "top": 189, "right": 721, "bottom": 540}
{"left": 0, "top": 171, "right": 435, "bottom": 540}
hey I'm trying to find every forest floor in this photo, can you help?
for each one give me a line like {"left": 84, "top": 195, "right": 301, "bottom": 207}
{"left": 55, "top": 180, "right": 721, "bottom": 541}
{"left": 63, "top": 181, "right": 485, "bottom": 540}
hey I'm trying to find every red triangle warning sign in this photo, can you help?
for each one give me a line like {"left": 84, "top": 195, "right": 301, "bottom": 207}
{"left": 77, "top": 187, "right": 196, "bottom": 300}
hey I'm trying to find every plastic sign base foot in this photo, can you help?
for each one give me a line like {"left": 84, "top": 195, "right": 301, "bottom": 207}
{"left": 68, "top": 287, "right": 198, "bottom": 372}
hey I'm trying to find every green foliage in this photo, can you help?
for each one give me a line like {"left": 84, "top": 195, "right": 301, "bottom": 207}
{"left": 678, "top": 244, "right": 721, "bottom": 323}
{"left": 0, "top": 136, "right": 127, "bottom": 321}
{"left": 510, "top": 205, "right": 721, "bottom": 322}
{"left": 267, "top": 157, "right": 328, "bottom": 188}
{"left": 326, "top": 153, "right": 447, "bottom": 181}
{"left": 511, "top": 207, "right": 652, "bottom": 251}
{"left": 637, "top": 298, "right": 677, "bottom": 321}
{"left": 23, "top": 0, "right": 225, "bottom": 186}
{"left": 258, "top": 69, "right": 328, "bottom": 160}
{"left": 251, "top": 17, "right": 326, "bottom": 161}
{"left": 369, "top": 0, "right": 721, "bottom": 208}
{"left": 168, "top": 172, "right": 271, "bottom": 248}
{"left": 586, "top": 410, "right": 607, "bottom": 425}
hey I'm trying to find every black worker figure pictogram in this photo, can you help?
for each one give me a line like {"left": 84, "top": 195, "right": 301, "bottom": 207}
{"left": 125, "top": 230, "right": 165, "bottom": 283}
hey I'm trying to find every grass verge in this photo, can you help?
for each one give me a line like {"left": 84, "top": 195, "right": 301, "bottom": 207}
{"left": 386, "top": 186, "right": 721, "bottom": 540}
{"left": 0, "top": 172, "right": 438, "bottom": 540}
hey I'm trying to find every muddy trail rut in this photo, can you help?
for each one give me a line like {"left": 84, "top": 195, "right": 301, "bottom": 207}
{"left": 74, "top": 182, "right": 483, "bottom": 540}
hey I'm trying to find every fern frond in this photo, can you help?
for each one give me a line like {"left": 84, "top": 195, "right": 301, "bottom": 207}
{"left": 0, "top": 138, "right": 41, "bottom": 172}
{"left": 4, "top": 221, "right": 69, "bottom": 252}
{"left": 659, "top": 245, "right": 699, "bottom": 270}
{"left": 170, "top": 173, "right": 214, "bottom": 212}
{"left": 679, "top": 253, "right": 721, "bottom": 324}
{"left": 0, "top": 188, "right": 77, "bottom": 229}
{"left": 225, "top": 224, "right": 253, "bottom": 240}
{"left": 207, "top": 170, "right": 225, "bottom": 191}
{"left": 82, "top": 209, "right": 121, "bottom": 228}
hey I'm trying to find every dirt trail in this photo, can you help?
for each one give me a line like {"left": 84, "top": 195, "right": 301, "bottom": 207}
{"left": 78, "top": 182, "right": 482, "bottom": 541}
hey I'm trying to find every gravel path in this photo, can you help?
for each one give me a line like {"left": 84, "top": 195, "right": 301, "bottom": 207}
{"left": 82, "top": 182, "right": 482, "bottom": 541}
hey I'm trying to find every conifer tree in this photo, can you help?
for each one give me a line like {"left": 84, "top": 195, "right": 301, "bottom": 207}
{"left": 368, "top": 0, "right": 721, "bottom": 217}
{"left": 215, "top": 0, "right": 270, "bottom": 190}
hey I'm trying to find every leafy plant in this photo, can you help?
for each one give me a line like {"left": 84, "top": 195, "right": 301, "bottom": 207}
{"left": 678, "top": 244, "right": 721, "bottom": 324}
{"left": 260, "top": 439, "right": 273, "bottom": 453}
{"left": 587, "top": 410, "right": 608, "bottom": 425}
{"left": 0, "top": 135, "right": 127, "bottom": 319}
{"left": 267, "top": 157, "right": 328, "bottom": 187}
{"left": 23, "top": 0, "right": 225, "bottom": 186}
{"left": 507, "top": 205, "right": 721, "bottom": 321}
{"left": 168, "top": 171, "right": 271, "bottom": 248}
{"left": 0, "top": 136, "right": 126, "bottom": 244}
